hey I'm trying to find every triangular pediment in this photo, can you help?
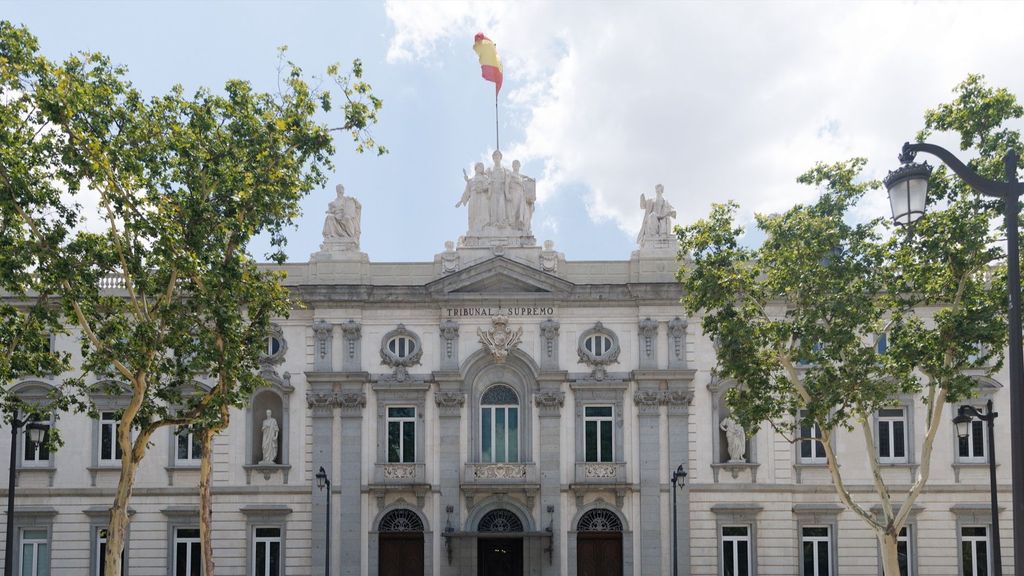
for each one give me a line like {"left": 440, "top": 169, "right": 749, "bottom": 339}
{"left": 427, "top": 256, "right": 574, "bottom": 296}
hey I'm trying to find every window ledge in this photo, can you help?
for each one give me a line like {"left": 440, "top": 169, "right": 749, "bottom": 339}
{"left": 164, "top": 464, "right": 201, "bottom": 487}
{"left": 711, "top": 462, "right": 759, "bottom": 483}
{"left": 15, "top": 465, "right": 56, "bottom": 488}
{"left": 373, "top": 462, "right": 426, "bottom": 484}
{"left": 793, "top": 461, "right": 829, "bottom": 468}
{"left": 574, "top": 462, "right": 627, "bottom": 484}
{"left": 952, "top": 461, "right": 997, "bottom": 484}
{"left": 87, "top": 465, "right": 122, "bottom": 487}
{"left": 463, "top": 462, "right": 538, "bottom": 484}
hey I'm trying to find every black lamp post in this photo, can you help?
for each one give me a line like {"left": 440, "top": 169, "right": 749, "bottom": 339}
{"left": 886, "top": 141, "right": 1023, "bottom": 573}
{"left": 953, "top": 399, "right": 1001, "bottom": 576}
{"left": 670, "top": 464, "right": 686, "bottom": 576}
{"left": 4, "top": 415, "right": 47, "bottom": 576}
{"left": 315, "top": 466, "right": 331, "bottom": 576}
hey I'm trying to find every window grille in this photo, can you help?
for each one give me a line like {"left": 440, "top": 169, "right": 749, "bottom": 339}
{"left": 577, "top": 509, "right": 623, "bottom": 532}
{"left": 379, "top": 509, "right": 424, "bottom": 533}
{"left": 478, "top": 509, "right": 523, "bottom": 533}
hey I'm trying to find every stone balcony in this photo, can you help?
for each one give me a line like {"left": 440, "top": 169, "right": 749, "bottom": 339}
{"left": 574, "top": 461, "right": 627, "bottom": 484}
{"left": 462, "top": 462, "right": 539, "bottom": 485}
{"left": 372, "top": 462, "right": 427, "bottom": 485}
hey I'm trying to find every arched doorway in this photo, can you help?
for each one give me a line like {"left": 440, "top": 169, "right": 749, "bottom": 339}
{"left": 378, "top": 509, "right": 424, "bottom": 576}
{"left": 576, "top": 509, "right": 623, "bottom": 576}
{"left": 477, "top": 509, "right": 524, "bottom": 576}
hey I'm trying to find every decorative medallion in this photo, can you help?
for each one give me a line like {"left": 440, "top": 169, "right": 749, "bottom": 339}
{"left": 473, "top": 463, "right": 528, "bottom": 480}
{"left": 478, "top": 315, "right": 523, "bottom": 364}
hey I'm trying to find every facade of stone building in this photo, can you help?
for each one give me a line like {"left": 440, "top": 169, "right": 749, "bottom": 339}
{"left": 0, "top": 161, "right": 1015, "bottom": 576}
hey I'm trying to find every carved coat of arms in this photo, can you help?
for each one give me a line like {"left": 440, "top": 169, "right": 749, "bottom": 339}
{"left": 478, "top": 315, "right": 522, "bottom": 363}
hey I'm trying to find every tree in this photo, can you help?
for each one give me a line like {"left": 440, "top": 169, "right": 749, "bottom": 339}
{"left": 676, "top": 75, "right": 1019, "bottom": 575}
{"left": 0, "top": 21, "right": 385, "bottom": 575}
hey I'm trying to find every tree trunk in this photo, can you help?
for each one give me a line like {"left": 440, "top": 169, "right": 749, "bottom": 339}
{"left": 103, "top": 448, "right": 138, "bottom": 574}
{"left": 200, "top": 408, "right": 229, "bottom": 576}
{"left": 878, "top": 531, "right": 902, "bottom": 575}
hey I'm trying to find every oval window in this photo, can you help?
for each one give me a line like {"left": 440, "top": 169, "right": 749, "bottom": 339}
{"left": 584, "top": 334, "right": 613, "bottom": 357}
{"left": 388, "top": 335, "right": 414, "bottom": 359}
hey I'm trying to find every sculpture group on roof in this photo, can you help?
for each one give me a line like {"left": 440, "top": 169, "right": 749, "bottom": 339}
{"left": 457, "top": 150, "right": 537, "bottom": 236}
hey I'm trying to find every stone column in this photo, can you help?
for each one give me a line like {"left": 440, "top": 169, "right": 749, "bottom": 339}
{"left": 434, "top": 374, "right": 465, "bottom": 576}
{"left": 664, "top": 389, "right": 694, "bottom": 575}
{"left": 634, "top": 387, "right": 662, "bottom": 575}
{"left": 338, "top": 389, "right": 366, "bottom": 576}
{"left": 638, "top": 318, "right": 659, "bottom": 370}
{"left": 313, "top": 320, "right": 333, "bottom": 372}
{"left": 539, "top": 319, "right": 560, "bottom": 371}
{"left": 307, "top": 387, "right": 335, "bottom": 576}
{"left": 535, "top": 381, "right": 566, "bottom": 575}
{"left": 439, "top": 320, "right": 460, "bottom": 371}
{"left": 340, "top": 321, "right": 362, "bottom": 372}
{"left": 667, "top": 318, "right": 687, "bottom": 370}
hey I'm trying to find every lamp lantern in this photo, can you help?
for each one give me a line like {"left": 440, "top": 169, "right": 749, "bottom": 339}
{"left": 883, "top": 161, "right": 932, "bottom": 226}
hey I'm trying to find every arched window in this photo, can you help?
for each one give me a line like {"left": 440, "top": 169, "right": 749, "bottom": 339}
{"left": 480, "top": 385, "right": 519, "bottom": 463}
{"left": 577, "top": 509, "right": 623, "bottom": 532}
{"left": 379, "top": 509, "right": 424, "bottom": 532}
{"left": 478, "top": 509, "right": 523, "bottom": 533}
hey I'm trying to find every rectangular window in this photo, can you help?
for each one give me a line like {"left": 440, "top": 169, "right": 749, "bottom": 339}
{"left": 584, "top": 406, "right": 614, "bottom": 463}
{"left": 958, "top": 417, "right": 987, "bottom": 462}
{"left": 721, "top": 525, "right": 751, "bottom": 576}
{"left": 99, "top": 412, "right": 123, "bottom": 463}
{"left": 876, "top": 333, "right": 889, "bottom": 354}
{"left": 802, "top": 526, "right": 831, "bottom": 576}
{"left": 173, "top": 528, "right": 201, "bottom": 576}
{"left": 22, "top": 423, "right": 51, "bottom": 466}
{"left": 386, "top": 407, "right": 416, "bottom": 463}
{"left": 480, "top": 406, "right": 519, "bottom": 463}
{"left": 176, "top": 428, "right": 202, "bottom": 465}
{"left": 95, "top": 528, "right": 126, "bottom": 576}
{"left": 961, "top": 526, "right": 989, "bottom": 576}
{"left": 20, "top": 528, "right": 49, "bottom": 576}
{"left": 799, "top": 410, "right": 826, "bottom": 463}
{"left": 253, "top": 527, "right": 281, "bottom": 576}
{"left": 898, "top": 525, "right": 912, "bottom": 576}
{"left": 877, "top": 408, "right": 907, "bottom": 463}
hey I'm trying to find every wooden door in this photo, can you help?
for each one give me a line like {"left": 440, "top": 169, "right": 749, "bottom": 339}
{"left": 379, "top": 532, "right": 424, "bottom": 576}
{"left": 577, "top": 532, "right": 623, "bottom": 576}
{"left": 477, "top": 537, "right": 524, "bottom": 576}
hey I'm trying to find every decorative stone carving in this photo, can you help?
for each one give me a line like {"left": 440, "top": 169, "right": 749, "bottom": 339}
{"left": 478, "top": 315, "right": 522, "bottom": 364}
{"left": 578, "top": 323, "right": 620, "bottom": 380}
{"left": 540, "top": 318, "right": 560, "bottom": 366}
{"left": 540, "top": 240, "right": 558, "bottom": 273}
{"left": 634, "top": 389, "right": 661, "bottom": 415}
{"left": 584, "top": 463, "right": 618, "bottom": 479}
{"left": 637, "top": 183, "right": 677, "bottom": 249}
{"left": 456, "top": 151, "right": 537, "bottom": 248}
{"left": 668, "top": 316, "right": 687, "bottom": 367}
{"left": 720, "top": 416, "right": 747, "bottom": 462}
{"left": 312, "top": 321, "right": 332, "bottom": 367}
{"left": 379, "top": 324, "right": 423, "bottom": 375}
{"left": 338, "top": 392, "right": 367, "bottom": 410}
{"left": 662, "top": 390, "right": 694, "bottom": 407}
{"left": 439, "top": 320, "right": 459, "bottom": 368}
{"left": 261, "top": 324, "right": 287, "bottom": 367}
{"left": 534, "top": 391, "right": 565, "bottom": 412}
{"left": 473, "top": 463, "right": 528, "bottom": 480}
{"left": 441, "top": 240, "right": 459, "bottom": 274}
{"left": 434, "top": 391, "right": 466, "bottom": 416}
{"left": 340, "top": 320, "right": 361, "bottom": 371}
{"left": 305, "top": 391, "right": 336, "bottom": 410}
{"left": 382, "top": 464, "right": 417, "bottom": 480}
{"left": 639, "top": 318, "right": 658, "bottom": 366}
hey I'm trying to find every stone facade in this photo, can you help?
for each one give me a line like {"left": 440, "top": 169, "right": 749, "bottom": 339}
{"left": 0, "top": 182, "right": 1016, "bottom": 576}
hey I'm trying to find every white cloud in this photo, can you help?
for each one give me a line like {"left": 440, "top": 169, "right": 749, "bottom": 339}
{"left": 385, "top": 1, "right": 1024, "bottom": 237}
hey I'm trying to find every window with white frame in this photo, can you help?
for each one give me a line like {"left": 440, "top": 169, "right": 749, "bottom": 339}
{"left": 480, "top": 385, "right": 519, "bottom": 463}
{"left": 20, "top": 528, "right": 49, "bottom": 576}
{"left": 584, "top": 406, "right": 614, "bottom": 462}
{"left": 387, "top": 335, "right": 414, "bottom": 359}
{"left": 876, "top": 408, "right": 907, "bottom": 463}
{"left": 897, "top": 525, "right": 912, "bottom": 576}
{"left": 799, "top": 410, "right": 826, "bottom": 464}
{"left": 957, "top": 415, "right": 987, "bottom": 463}
{"left": 99, "top": 411, "right": 123, "bottom": 463}
{"left": 176, "top": 427, "right": 202, "bottom": 466}
{"left": 801, "top": 526, "right": 831, "bottom": 576}
{"left": 95, "top": 527, "right": 125, "bottom": 576}
{"left": 173, "top": 528, "right": 201, "bottom": 576}
{"left": 960, "top": 526, "right": 989, "bottom": 576}
{"left": 721, "top": 525, "right": 751, "bottom": 576}
{"left": 386, "top": 406, "right": 416, "bottom": 463}
{"left": 583, "top": 333, "right": 613, "bottom": 358}
{"left": 253, "top": 527, "right": 281, "bottom": 576}
{"left": 22, "top": 421, "right": 51, "bottom": 467}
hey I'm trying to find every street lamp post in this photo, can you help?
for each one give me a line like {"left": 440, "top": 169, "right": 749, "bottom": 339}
{"left": 886, "top": 141, "right": 1024, "bottom": 572}
{"left": 670, "top": 464, "right": 686, "bottom": 576}
{"left": 953, "top": 399, "right": 1001, "bottom": 576}
{"left": 315, "top": 466, "right": 331, "bottom": 576}
{"left": 4, "top": 415, "right": 47, "bottom": 576}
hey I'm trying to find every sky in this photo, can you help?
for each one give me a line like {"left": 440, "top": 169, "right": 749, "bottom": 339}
{"left": 5, "top": 1, "right": 1024, "bottom": 263}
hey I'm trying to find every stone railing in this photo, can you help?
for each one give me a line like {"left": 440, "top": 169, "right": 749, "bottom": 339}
{"left": 574, "top": 461, "right": 626, "bottom": 484}
{"left": 373, "top": 462, "right": 426, "bottom": 484}
{"left": 463, "top": 462, "right": 538, "bottom": 484}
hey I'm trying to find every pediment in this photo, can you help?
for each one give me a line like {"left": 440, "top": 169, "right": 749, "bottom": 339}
{"left": 427, "top": 257, "right": 573, "bottom": 296}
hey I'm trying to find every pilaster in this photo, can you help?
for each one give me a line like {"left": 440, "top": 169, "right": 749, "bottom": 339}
{"left": 633, "top": 385, "right": 662, "bottom": 575}
{"left": 539, "top": 319, "right": 560, "bottom": 371}
{"left": 433, "top": 371, "right": 465, "bottom": 576}
{"left": 312, "top": 320, "right": 333, "bottom": 372}
{"left": 638, "top": 318, "right": 659, "bottom": 369}
{"left": 535, "top": 372, "right": 566, "bottom": 575}
{"left": 340, "top": 320, "right": 362, "bottom": 372}
{"left": 439, "top": 320, "right": 460, "bottom": 371}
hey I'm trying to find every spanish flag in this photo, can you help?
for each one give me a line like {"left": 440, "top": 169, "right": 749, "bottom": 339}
{"left": 473, "top": 33, "right": 503, "bottom": 95}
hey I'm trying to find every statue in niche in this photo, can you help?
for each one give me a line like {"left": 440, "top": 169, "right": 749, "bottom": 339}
{"left": 637, "top": 184, "right": 677, "bottom": 245}
{"left": 719, "top": 416, "right": 746, "bottom": 463}
{"left": 458, "top": 162, "right": 490, "bottom": 235}
{"left": 321, "top": 184, "right": 361, "bottom": 245}
{"left": 260, "top": 409, "right": 279, "bottom": 465}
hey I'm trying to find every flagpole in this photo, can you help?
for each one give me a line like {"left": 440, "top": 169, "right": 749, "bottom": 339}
{"left": 495, "top": 91, "right": 500, "bottom": 151}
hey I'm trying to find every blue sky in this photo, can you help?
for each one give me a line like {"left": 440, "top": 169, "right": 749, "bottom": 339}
{"left": 6, "top": 1, "right": 1024, "bottom": 263}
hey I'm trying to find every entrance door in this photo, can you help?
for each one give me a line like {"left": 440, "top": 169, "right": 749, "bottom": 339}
{"left": 477, "top": 537, "right": 524, "bottom": 576}
{"left": 379, "top": 532, "right": 424, "bottom": 576}
{"left": 577, "top": 532, "right": 623, "bottom": 576}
